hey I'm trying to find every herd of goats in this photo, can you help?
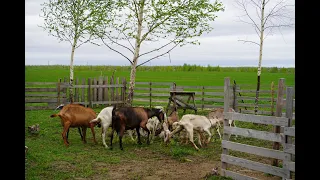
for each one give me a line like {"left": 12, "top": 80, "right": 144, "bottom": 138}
{"left": 28, "top": 103, "right": 237, "bottom": 151}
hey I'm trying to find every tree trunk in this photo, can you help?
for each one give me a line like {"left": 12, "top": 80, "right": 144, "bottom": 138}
{"left": 127, "top": 0, "right": 145, "bottom": 105}
{"left": 254, "top": 0, "right": 265, "bottom": 115}
{"left": 69, "top": 44, "right": 76, "bottom": 103}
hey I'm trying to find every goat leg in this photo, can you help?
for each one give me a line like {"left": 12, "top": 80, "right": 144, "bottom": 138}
{"left": 77, "top": 127, "right": 83, "bottom": 141}
{"left": 109, "top": 129, "right": 114, "bottom": 150}
{"left": 136, "top": 127, "right": 142, "bottom": 145}
{"left": 89, "top": 123, "right": 97, "bottom": 144}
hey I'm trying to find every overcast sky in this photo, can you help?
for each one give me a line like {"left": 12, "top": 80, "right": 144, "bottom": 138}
{"left": 25, "top": 0, "right": 295, "bottom": 67}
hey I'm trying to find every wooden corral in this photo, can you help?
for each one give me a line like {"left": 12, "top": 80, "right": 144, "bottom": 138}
{"left": 220, "top": 77, "right": 295, "bottom": 179}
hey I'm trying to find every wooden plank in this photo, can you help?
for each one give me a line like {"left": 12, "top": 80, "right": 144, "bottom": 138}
{"left": 81, "top": 78, "right": 85, "bottom": 102}
{"left": 135, "top": 87, "right": 151, "bottom": 91}
{"left": 134, "top": 93, "right": 151, "bottom": 96}
{"left": 202, "top": 86, "right": 225, "bottom": 89}
{"left": 222, "top": 140, "right": 287, "bottom": 160}
{"left": 25, "top": 88, "right": 57, "bottom": 92}
{"left": 224, "top": 112, "right": 289, "bottom": 126}
{"left": 224, "top": 126, "right": 283, "bottom": 142}
{"left": 284, "top": 127, "right": 295, "bottom": 137}
{"left": 238, "top": 90, "right": 272, "bottom": 93}
{"left": 25, "top": 82, "right": 58, "bottom": 85}
{"left": 238, "top": 96, "right": 273, "bottom": 101}
{"left": 104, "top": 77, "right": 109, "bottom": 104}
{"left": 240, "top": 110, "right": 273, "bottom": 115}
{"left": 74, "top": 78, "right": 79, "bottom": 102}
{"left": 283, "top": 144, "right": 295, "bottom": 155}
{"left": 25, "top": 93, "right": 66, "bottom": 97}
{"left": 98, "top": 76, "right": 103, "bottom": 102}
{"left": 91, "top": 101, "right": 124, "bottom": 105}
{"left": 222, "top": 169, "right": 259, "bottom": 180}
{"left": 221, "top": 154, "right": 287, "bottom": 177}
{"left": 199, "top": 98, "right": 225, "bottom": 102}
{"left": 237, "top": 103, "right": 272, "bottom": 108}
{"left": 147, "top": 88, "right": 171, "bottom": 91}
{"left": 115, "top": 77, "right": 119, "bottom": 101}
{"left": 151, "top": 93, "right": 169, "bottom": 97}
{"left": 25, "top": 98, "right": 58, "bottom": 103}
{"left": 283, "top": 161, "right": 295, "bottom": 172}
{"left": 204, "top": 92, "right": 225, "bottom": 96}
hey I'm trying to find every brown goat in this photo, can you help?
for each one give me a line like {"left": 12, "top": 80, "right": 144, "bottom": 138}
{"left": 50, "top": 104, "right": 98, "bottom": 146}
{"left": 110, "top": 105, "right": 165, "bottom": 150}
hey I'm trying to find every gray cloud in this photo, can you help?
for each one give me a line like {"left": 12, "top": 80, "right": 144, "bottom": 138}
{"left": 25, "top": 0, "right": 295, "bottom": 67}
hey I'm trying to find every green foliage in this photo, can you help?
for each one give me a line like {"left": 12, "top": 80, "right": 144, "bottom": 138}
{"left": 39, "top": 0, "right": 112, "bottom": 49}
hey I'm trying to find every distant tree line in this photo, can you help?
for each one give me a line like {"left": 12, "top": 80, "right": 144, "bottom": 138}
{"left": 26, "top": 64, "right": 295, "bottom": 73}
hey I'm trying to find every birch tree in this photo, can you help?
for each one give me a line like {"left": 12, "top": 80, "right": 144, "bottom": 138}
{"left": 93, "top": 0, "right": 224, "bottom": 105}
{"left": 234, "top": 0, "right": 294, "bottom": 114}
{"left": 39, "top": 0, "right": 113, "bottom": 103}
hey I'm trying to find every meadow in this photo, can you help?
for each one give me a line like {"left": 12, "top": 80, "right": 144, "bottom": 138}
{"left": 25, "top": 65, "right": 295, "bottom": 180}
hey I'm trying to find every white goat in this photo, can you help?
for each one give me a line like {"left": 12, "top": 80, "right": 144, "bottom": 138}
{"left": 169, "top": 114, "right": 214, "bottom": 151}
{"left": 89, "top": 106, "right": 114, "bottom": 148}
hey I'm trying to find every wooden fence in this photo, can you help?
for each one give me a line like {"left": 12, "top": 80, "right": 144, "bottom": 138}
{"left": 25, "top": 77, "right": 295, "bottom": 118}
{"left": 25, "top": 76, "right": 127, "bottom": 110}
{"left": 221, "top": 77, "right": 295, "bottom": 179}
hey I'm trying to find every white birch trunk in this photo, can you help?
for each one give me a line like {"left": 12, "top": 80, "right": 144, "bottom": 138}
{"left": 255, "top": 0, "right": 265, "bottom": 114}
{"left": 69, "top": 43, "right": 76, "bottom": 103}
{"left": 127, "top": 1, "right": 145, "bottom": 105}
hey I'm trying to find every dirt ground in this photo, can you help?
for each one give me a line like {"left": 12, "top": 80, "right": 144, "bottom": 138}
{"left": 86, "top": 148, "right": 282, "bottom": 180}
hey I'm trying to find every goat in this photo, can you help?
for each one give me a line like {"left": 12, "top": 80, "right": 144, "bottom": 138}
{"left": 168, "top": 114, "right": 220, "bottom": 151}
{"left": 207, "top": 107, "right": 237, "bottom": 139}
{"left": 89, "top": 106, "right": 114, "bottom": 148}
{"left": 207, "top": 107, "right": 236, "bottom": 128}
{"left": 110, "top": 105, "right": 165, "bottom": 150}
{"left": 50, "top": 103, "right": 99, "bottom": 146}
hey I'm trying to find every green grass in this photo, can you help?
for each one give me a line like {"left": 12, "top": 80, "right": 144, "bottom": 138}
{"left": 25, "top": 65, "right": 295, "bottom": 87}
{"left": 25, "top": 65, "right": 294, "bottom": 179}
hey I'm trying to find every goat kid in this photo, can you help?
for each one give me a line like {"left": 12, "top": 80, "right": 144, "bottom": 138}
{"left": 50, "top": 104, "right": 98, "bottom": 146}
{"left": 110, "top": 106, "right": 165, "bottom": 150}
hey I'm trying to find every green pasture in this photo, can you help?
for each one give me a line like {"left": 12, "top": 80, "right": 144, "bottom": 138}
{"left": 25, "top": 65, "right": 295, "bottom": 87}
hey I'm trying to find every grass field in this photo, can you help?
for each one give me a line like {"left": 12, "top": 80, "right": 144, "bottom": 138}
{"left": 25, "top": 65, "right": 295, "bottom": 180}
{"left": 25, "top": 65, "right": 295, "bottom": 87}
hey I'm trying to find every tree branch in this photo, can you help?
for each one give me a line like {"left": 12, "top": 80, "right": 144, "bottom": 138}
{"left": 100, "top": 38, "right": 133, "bottom": 65}
{"left": 138, "top": 37, "right": 179, "bottom": 58}
{"left": 238, "top": 39, "right": 260, "bottom": 46}
{"left": 136, "top": 42, "right": 180, "bottom": 68}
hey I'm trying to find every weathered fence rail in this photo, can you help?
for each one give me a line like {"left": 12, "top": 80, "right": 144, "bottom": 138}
{"left": 25, "top": 77, "right": 295, "bottom": 118}
{"left": 221, "top": 77, "right": 295, "bottom": 179}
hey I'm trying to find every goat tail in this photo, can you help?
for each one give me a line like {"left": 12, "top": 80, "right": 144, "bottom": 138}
{"left": 50, "top": 114, "right": 58, "bottom": 118}
{"left": 90, "top": 117, "right": 100, "bottom": 123}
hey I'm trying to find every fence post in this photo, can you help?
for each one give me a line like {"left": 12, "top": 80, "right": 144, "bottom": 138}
{"left": 122, "top": 78, "right": 127, "bottom": 106}
{"left": 221, "top": 77, "right": 231, "bottom": 176}
{"left": 201, "top": 86, "right": 204, "bottom": 110}
{"left": 272, "top": 78, "right": 285, "bottom": 166}
{"left": 149, "top": 82, "right": 152, "bottom": 108}
{"left": 270, "top": 81, "right": 275, "bottom": 116}
{"left": 57, "top": 78, "right": 61, "bottom": 106}
{"left": 283, "top": 86, "right": 294, "bottom": 179}
{"left": 88, "top": 78, "right": 92, "bottom": 108}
